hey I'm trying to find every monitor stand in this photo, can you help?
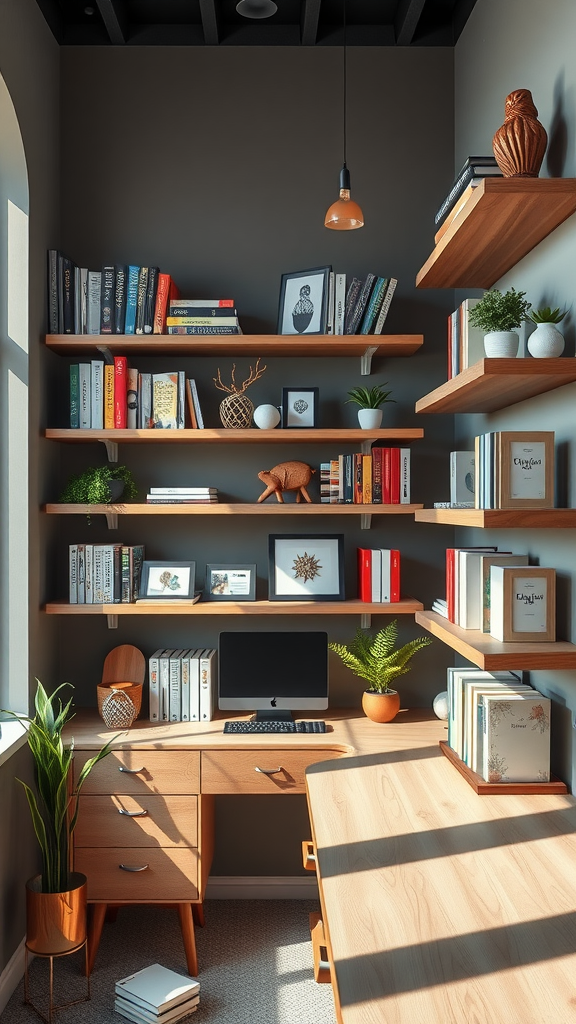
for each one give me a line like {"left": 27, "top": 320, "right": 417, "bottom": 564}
{"left": 255, "top": 709, "right": 294, "bottom": 722}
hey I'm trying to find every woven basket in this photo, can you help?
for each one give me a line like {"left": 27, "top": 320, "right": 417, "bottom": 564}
{"left": 219, "top": 393, "right": 254, "bottom": 428}
{"left": 97, "top": 681, "right": 142, "bottom": 728}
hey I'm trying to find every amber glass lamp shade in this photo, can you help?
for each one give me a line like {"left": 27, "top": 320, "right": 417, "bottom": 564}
{"left": 324, "top": 166, "right": 364, "bottom": 231}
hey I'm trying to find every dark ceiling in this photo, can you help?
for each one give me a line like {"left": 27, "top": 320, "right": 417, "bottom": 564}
{"left": 35, "top": 0, "right": 478, "bottom": 46}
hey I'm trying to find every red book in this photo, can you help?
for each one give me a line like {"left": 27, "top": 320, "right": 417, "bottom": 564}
{"left": 153, "top": 274, "right": 180, "bottom": 335}
{"left": 357, "top": 548, "right": 372, "bottom": 603}
{"left": 382, "top": 448, "right": 392, "bottom": 504}
{"left": 390, "top": 549, "right": 400, "bottom": 602}
{"left": 353, "top": 453, "right": 363, "bottom": 504}
{"left": 372, "top": 448, "right": 383, "bottom": 504}
{"left": 114, "top": 356, "right": 127, "bottom": 429}
{"left": 390, "top": 447, "right": 401, "bottom": 504}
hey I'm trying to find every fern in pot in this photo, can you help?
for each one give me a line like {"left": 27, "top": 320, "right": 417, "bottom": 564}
{"left": 346, "top": 383, "right": 395, "bottom": 429}
{"left": 468, "top": 287, "right": 532, "bottom": 358}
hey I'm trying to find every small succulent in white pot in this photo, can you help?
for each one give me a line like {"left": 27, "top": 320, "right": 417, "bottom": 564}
{"left": 527, "top": 306, "right": 567, "bottom": 358}
{"left": 468, "top": 287, "right": 532, "bottom": 358}
{"left": 346, "top": 384, "right": 395, "bottom": 429}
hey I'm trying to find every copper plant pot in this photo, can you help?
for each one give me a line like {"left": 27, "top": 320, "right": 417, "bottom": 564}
{"left": 26, "top": 872, "right": 87, "bottom": 955}
{"left": 362, "top": 689, "right": 401, "bottom": 724}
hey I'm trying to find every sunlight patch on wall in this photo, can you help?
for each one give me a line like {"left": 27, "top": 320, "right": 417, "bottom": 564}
{"left": 7, "top": 199, "right": 28, "bottom": 354}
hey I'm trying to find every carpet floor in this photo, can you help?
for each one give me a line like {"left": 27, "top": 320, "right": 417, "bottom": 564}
{"left": 2, "top": 901, "right": 338, "bottom": 1024}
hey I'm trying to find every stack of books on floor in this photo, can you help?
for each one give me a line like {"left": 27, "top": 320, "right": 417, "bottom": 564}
{"left": 149, "top": 648, "right": 217, "bottom": 722}
{"left": 357, "top": 548, "right": 401, "bottom": 603}
{"left": 115, "top": 963, "right": 200, "bottom": 1023}
{"left": 70, "top": 358, "right": 205, "bottom": 429}
{"left": 146, "top": 487, "right": 218, "bottom": 504}
{"left": 167, "top": 298, "right": 240, "bottom": 335}
{"left": 320, "top": 447, "right": 411, "bottom": 504}
{"left": 69, "top": 543, "right": 144, "bottom": 604}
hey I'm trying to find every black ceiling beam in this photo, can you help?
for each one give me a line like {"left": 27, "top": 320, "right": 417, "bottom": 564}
{"left": 199, "top": 0, "right": 220, "bottom": 45}
{"left": 394, "top": 0, "right": 427, "bottom": 45}
{"left": 301, "top": 0, "right": 322, "bottom": 46}
{"left": 34, "top": 0, "right": 64, "bottom": 44}
{"left": 95, "top": 0, "right": 127, "bottom": 44}
{"left": 452, "top": 0, "right": 479, "bottom": 42}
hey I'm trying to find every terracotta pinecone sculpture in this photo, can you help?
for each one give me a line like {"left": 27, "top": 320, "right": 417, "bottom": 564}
{"left": 492, "top": 88, "right": 548, "bottom": 177}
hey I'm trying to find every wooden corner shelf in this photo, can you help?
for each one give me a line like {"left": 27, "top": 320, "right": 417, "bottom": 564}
{"left": 439, "top": 741, "right": 568, "bottom": 795}
{"left": 415, "top": 610, "right": 576, "bottom": 670}
{"left": 45, "top": 597, "right": 424, "bottom": 617}
{"left": 416, "top": 177, "right": 576, "bottom": 289}
{"left": 45, "top": 427, "right": 424, "bottom": 445}
{"left": 415, "top": 358, "right": 576, "bottom": 415}
{"left": 414, "top": 508, "right": 576, "bottom": 528}
{"left": 45, "top": 502, "right": 424, "bottom": 517}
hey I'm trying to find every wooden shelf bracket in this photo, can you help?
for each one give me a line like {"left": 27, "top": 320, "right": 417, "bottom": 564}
{"left": 360, "top": 345, "right": 378, "bottom": 376}
{"left": 101, "top": 439, "right": 118, "bottom": 463}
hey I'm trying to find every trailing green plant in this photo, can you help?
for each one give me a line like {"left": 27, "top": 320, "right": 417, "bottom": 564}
{"left": 345, "top": 384, "right": 395, "bottom": 410}
{"left": 527, "top": 305, "right": 567, "bottom": 325}
{"left": 329, "top": 620, "right": 432, "bottom": 694}
{"left": 2, "top": 680, "right": 113, "bottom": 893}
{"left": 60, "top": 464, "right": 137, "bottom": 504}
{"left": 468, "top": 288, "right": 532, "bottom": 333}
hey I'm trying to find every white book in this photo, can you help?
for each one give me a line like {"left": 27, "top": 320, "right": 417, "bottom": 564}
{"left": 169, "top": 298, "right": 233, "bottom": 308}
{"left": 431, "top": 600, "right": 449, "bottom": 618}
{"left": 458, "top": 549, "right": 505, "bottom": 631}
{"left": 169, "top": 650, "right": 184, "bottom": 722}
{"left": 371, "top": 549, "right": 382, "bottom": 603}
{"left": 139, "top": 372, "right": 152, "bottom": 429}
{"left": 84, "top": 543, "right": 93, "bottom": 604}
{"left": 77, "top": 543, "right": 85, "bottom": 604}
{"left": 480, "top": 553, "right": 529, "bottom": 633}
{"left": 127, "top": 367, "right": 138, "bottom": 429}
{"left": 87, "top": 271, "right": 101, "bottom": 335}
{"left": 69, "top": 544, "right": 78, "bottom": 604}
{"left": 482, "top": 692, "right": 551, "bottom": 783}
{"left": 379, "top": 549, "right": 391, "bottom": 603}
{"left": 373, "top": 278, "right": 397, "bottom": 334}
{"left": 115, "top": 963, "right": 200, "bottom": 1015}
{"left": 459, "top": 670, "right": 522, "bottom": 765}
{"left": 180, "top": 649, "right": 192, "bottom": 722}
{"left": 399, "top": 448, "right": 410, "bottom": 503}
{"left": 326, "top": 271, "right": 335, "bottom": 334}
{"left": 450, "top": 451, "right": 475, "bottom": 506}
{"left": 148, "top": 648, "right": 164, "bottom": 723}
{"left": 78, "top": 363, "right": 91, "bottom": 428}
{"left": 149, "top": 488, "right": 217, "bottom": 495}
{"left": 189, "top": 649, "right": 201, "bottom": 721}
{"left": 91, "top": 360, "right": 104, "bottom": 429}
{"left": 189, "top": 380, "right": 204, "bottom": 429}
{"left": 199, "top": 649, "right": 217, "bottom": 722}
{"left": 93, "top": 544, "right": 104, "bottom": 603}
{"left": 159, "top": 651, "right": 175, "bottom": 722}
{"left": 460, "top": 297, "right": 485, "bottom": 370}
{"left": 471, "top": 680, "right": 533, "bottom": 774}
{"left": 334, "top": 273, "right": 346, "bottom": 335}
{"left": 114, "top": 996, "right": 198, "bottom": 1024}
{"left": 447, "top": 667, "right": 499, "bottom": 759}
{"left": 80, "top": 267, "right": 88, "bottom": 333}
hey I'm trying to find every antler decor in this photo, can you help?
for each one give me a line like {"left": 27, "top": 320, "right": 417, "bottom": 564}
{"left": 213, "top": 357, "right": 267, "bottom": 428}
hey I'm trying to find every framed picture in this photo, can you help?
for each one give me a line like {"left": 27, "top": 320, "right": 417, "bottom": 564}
{"left": 489, "top": 565, "right": 556, "bottom": 642}
{"left": 139, "top": 561, "right": 196, "bottom": 599}
{"left": 205, "top": 564, "right": 256, "bottom": 601}
{"left": 268, "top": 534, "right": 345, "bottom": 601}
{"left": 498, "top": 431, "right": 554, "bottom": 509}
{"left": 282, "top": 387, "right": 319, "bottom": 428}
{"left": 277, "top": 266, "right": 331, "bottom": 336}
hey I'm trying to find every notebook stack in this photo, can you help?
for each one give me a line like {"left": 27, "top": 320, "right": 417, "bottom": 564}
{"left": 115, "top": 963, "right": 200, "bottom": 1023}
{"left": 146, "top": 487, "right": 218, "bottom": 504}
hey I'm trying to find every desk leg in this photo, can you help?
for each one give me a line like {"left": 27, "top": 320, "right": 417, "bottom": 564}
{"left": 192, "top": 902, "right": 205, "bottom": 927}
{"left": 177, "top": 904, "right": 198, "bottom": 977}
{"left": 86, "top": 903, "right": 107, "bottom": 975}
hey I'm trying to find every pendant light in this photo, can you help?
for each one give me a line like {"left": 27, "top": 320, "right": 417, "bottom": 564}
{"left": 324, "top": 0, "right": 364, "bottom": 230}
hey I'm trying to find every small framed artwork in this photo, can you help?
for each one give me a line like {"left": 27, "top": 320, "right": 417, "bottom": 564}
{"left": 268, "top": 534, "right": 345, "bottom": 601}
{"left": 205, "top": 564, "right": 256, "bottom": 602}
{"left": 498, "top": 431, "right": 554, "bottom": 509}
{"left": 277, "top": 266, "right": 331, "bottom": 336}
{"left": 489, "top": 565, "right": 556, "bottom": 642}
{"left": 282, "top": 387, "right": 319, "bottom": 428}
{"left": 139, "top": 561, "right": 196, "bottom": 599}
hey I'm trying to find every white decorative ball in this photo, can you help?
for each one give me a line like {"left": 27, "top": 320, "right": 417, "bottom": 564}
{"left": 432, "top": 691, "right": 449, "bottom": 720}
{"left": 253, "top": 404, "right": 281, "bottom": 429}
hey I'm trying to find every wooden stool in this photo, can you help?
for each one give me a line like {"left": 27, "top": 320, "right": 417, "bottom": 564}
{"left": 87, "top": 901, "right": 205, "bottom": 976}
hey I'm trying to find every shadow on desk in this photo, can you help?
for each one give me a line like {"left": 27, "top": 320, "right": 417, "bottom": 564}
{"left": 305, "top": 745, "right": 442, "bottom": 775}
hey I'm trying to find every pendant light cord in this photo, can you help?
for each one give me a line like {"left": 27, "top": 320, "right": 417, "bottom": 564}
{"left": 342, "top": 0, "right": 347, "bottom": 166}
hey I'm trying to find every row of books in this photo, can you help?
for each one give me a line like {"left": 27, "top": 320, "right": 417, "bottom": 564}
{"left": 445, "top": 544, "right": 525, "bottom": 628}
{"left": 434, "top": 156, "right": 502, "bottom": 231}
{"left": 340, "top": 274, "right": 397, "bottom": 335}
{"left": 115, "top": 964, "right": 200, "bottom": 1024}
{"left": 145, "top": 487, "right": 218, "bottom": 505}
{"left": 446, "top": 667, "right": 551, "bottom": 783}
{"left": 358, "top": 548, "right": 401, "bottom": 603}
{"left": 473, "top": 430, "right": 553, "bottom": 509}
{"left": 69, "top": 543, "right": 144, "bottom": 604}
{"left": 69, "top": 357, "right": 205, "bottom": 429}
{"left": 447, "top": 297, "right": 485, "bottom": 379}
{"left": 166, "top": 300, "right": 240, "bottom": 335}
{"left": 149, "top": 648, "right": 217, "bottom": 723}
{"left": 320, "top": 448, "right": 411, "bottom": 505}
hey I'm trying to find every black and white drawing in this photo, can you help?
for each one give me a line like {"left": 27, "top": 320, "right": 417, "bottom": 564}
{"left": 282, "top": 387, "right": 319, "bottom": 428}
{"left": 277, "top": 267, "right": 330, "bottom": 335}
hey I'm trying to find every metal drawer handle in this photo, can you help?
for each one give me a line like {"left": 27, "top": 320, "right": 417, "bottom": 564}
{"left": 119, "top": 863, "right": 149, "bottom": 872}
{"left": 118, "top": 808, "right": 148, "bottom": 817}
{"left": 118, "top": 765, "right": 146, "bottom": 774}
{"left": 255, "top": 765, "right": 283, "bottom": 775}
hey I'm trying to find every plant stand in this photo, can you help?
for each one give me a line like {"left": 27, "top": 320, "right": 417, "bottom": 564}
{"left": 24, "top": 939, "right": 90, "bottom": 1024}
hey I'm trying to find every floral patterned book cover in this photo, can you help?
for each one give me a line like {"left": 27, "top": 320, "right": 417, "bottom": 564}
{"left": 482, "top": 693, "right": 551, "bottom": 783}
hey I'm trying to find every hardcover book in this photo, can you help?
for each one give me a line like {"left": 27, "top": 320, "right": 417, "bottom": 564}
{"left": 113, "top": 265, "right": 127, "bottom": 334}
{"left": 124, "top": 265, "right": 139, "bottom": 335}
{"left": 143, "top": 266, "right": 159, "bottom": 334}
{"left": 100, "top": 265, "right": 114, "bottom": 334}
{"left": 153, "top": 372, "right": 179, "bottom": 429}
{"left": 450, "top": 451, "right": 475, "bottom": 506}
{"left": 347, "top": 273, "right": 376, "bottom": 335}
{"left": 87, "top": 270, "right": 101, "bottom": 335}
{"left": 373, "top": 278, "right": 397, "bottom": 334}
{"left": 199, "top": 649, "right": 217, "bottom": 721}
{"left": 115, "top": 963, "right": 200, "bottom": 1015}
{"left": 148, "top": 648, "right": 164, "bottom": 722}
{"left": 482, "top": 692, "right": 551, "bottom": 783}
{"left": 489, "top": 565, "right": 556, "bottom": 642}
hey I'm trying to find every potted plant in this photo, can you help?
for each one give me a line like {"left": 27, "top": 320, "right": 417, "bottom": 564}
{"left": 2, "top": 680, "right": 113, "bottom": 955}
{"left": 527, "top": 305, "right": 567, "bottom": 358}
{"left": 329, "top": 620, "right": 432, "bottom": 723}
{"left": 60, "top": 464, "right": 138, "bottom": 504}
{"left": 468, "top": 287, "right": 532, "bottom": 357}
{"left": 345, "top": 383, "right": 395, "bottom": 429}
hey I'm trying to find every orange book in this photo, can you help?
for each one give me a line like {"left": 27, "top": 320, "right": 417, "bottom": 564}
{"left": 104, "top": 364, "right": 115, "bottom": 429}
{"left": 153, "top": 274, "right": 180, "bottom": 335}
{"left": 362, "top": 455, "right": 372, "bottom": 504}
{"left": 353, "top": 453, "right": 363, "bottom": 504}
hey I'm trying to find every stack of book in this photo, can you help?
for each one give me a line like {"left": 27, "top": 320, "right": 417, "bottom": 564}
{"left": 146, "top": 487, "right": 218, "bottom": 504}
{"left": 69, "top": 359, "right": 205, "bottom": 430}
{"left": 149, "top": 648, "right": 217, "bottom": 723}
{"left": 69, "top": 543, "right": 144, "bottom": 605}
{"left": 320, "top": 448, "right": 410, "bottom": 504}
{"left": 357, "top": 548, "right": 401, "bottom": 603}
{"left": 342, "top": 274, "right": 397, "bottom": 335}
{"left": 433, "top": 156, "right": 502, "bottom": 235}
{"left": 48, "top": 253, "right": 179, "bottom": 335}
{"left": 474, "top": 430, "right": 554, "bottom": 510}
{"left": 166, "top": 298, "right": 240, "bottom": 335}
{"left": 447, "top": 297, "right": 485, "bottom": 378}
{"left": 115, "top": 963, "right": 200, "bottom": 1024}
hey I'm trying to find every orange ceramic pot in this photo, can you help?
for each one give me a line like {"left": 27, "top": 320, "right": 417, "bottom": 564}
{"left": 362, "top": 689, "right": 401, "bottom": 724}
{"left": 26, "top": 872, "right": 87, "bottom": 955}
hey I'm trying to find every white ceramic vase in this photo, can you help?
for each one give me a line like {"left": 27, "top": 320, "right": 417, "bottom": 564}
{"left": 483, "top": 330, "right": 520, "bottom": 357}
{"left": 357, "top": 408, "right": 383, "bottom": 429}
{"left": 527, "top": 322, "right": 565, "bottom": 358}
{"left": 253, "top": 404, "right": 281, "bottom": 429}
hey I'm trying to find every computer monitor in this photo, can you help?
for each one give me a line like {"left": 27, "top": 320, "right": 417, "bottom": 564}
{"left": 218, "top": 631, "right": 329, "bottom": 715}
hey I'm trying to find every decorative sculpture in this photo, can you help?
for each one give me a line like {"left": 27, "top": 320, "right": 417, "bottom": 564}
{"left": 492, "top": 89, "right": 548, "bottom": 178}
{"left": 257, "top": 461, "right": 315, "bottom": 503}
{"left": 213, "top": 357, "right": 267, "bottom": 428}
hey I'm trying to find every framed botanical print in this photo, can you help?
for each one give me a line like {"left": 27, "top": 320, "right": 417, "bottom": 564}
{"left": 268, "top": 534, "right": 345, "bottom": 601}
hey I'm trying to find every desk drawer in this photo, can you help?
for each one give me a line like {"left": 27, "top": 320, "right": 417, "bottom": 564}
{"left": 201, "top": 748, "right": 342, "bottom": 794}
{"left": 76, "top": 848, "right": 199, "bottom": 901}
{"left": 75, "top": 750, "right": 201, "bottom": 795}
{"left": 75, "top": 795, "right": 198, "bottom": 848}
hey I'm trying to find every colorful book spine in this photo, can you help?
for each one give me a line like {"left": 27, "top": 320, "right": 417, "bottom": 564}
{"left": 135, "top": 267, "right": 149, "bottom": 335}
{"left": 329, "top": 459, "right": 339, "bottom": 504}
{"left": 358, "top": 548, "right": 372, "bottom": 602}
{"left": 100, "top": 265, "right": 114, "bottom": 334}
{"left": 148, "top": 648, "right": 164, "bottom": 722}
{"left": 114, "top": 356, "right": 128, "bottom": 429}
{"left": 354, "top": 453, "right": 363, "bottom": 504}
{"left": 153, "top": 273, "right": 179, "bottom": 334}
{"left": 390, "top": 447, "right": 401, "bottom": 504}
{"left": 143, "top": 266, "right": 159, "bottom": 334}
{"left": 372, "top": 447, "right": 382, "bottom": 504}
{"left": 124, "top": 265, "right": 139, "bottom": 335}
{"left": 390, "top": 549, "right": 401, "bottom": 602}
{"left": 69, "top": 544, "right": 78, "bottom": 604}
{"left": 373, "top": 278, "right": 398, "bottom": 334}
{"left": 348, "top": 274, "right": 376, "bottom": 335}
{"left": 78, "top": 363, "right": 91, "bottom": 429}
{"left": 70, "top": 364, "right": 80, "bottom": 428}
{"left": 362, "top": 454, "right": 372, "bottom": 503}
{"left": 167, "top": 325, "right": 240, "bottom": 335}
{"left": 180, "top": 650, "right": 191, "bottom": 722}
{"left": 320, "top": 462, "right": 330, "bottom": 503}
{"left": 360, "top": 276, "right": 387, "bottom": 335}
{"left": 91, "top": 360, "right": 104, "bottom": 429}
{"left": 127, "top": 367, "right": 138, "bottom": 429}
{"left": 382, "top": 448, "right": 392, "bottom": 504}
{"left": 113, "top": 265, "right": 127, "bottom": 334}
{"left": 139, "top": 372, "right": 153, "bottom": 429}
{"left": 170, "top": 298, "right": 234, "bottom": 308}
{"left": 121, "top": 546, "right": 131, "bottom": 603}
{"left": 104, "top": 364, "right": 115, "bottom": 429}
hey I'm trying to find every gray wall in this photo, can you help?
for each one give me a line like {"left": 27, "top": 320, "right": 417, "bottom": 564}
{"left": 454, "top": 0, "right": 576, "bottom": 787}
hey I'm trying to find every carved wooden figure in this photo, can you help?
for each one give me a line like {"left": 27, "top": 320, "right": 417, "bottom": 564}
{"left": 257, "top": 461, "right": 315, "bottom": 503}
{"left": 492, "top": 89, "right": 548, "bottom": 178}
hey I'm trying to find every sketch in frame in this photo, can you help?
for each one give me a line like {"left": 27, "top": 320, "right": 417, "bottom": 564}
{"left": 268, "top": 534, "right": 345, "bottom": 601}
{"left": 205, "top": 563, "right": 256, "bottom": 602}
{"left": 282, "top": 387, "right": 319, "bottom": 428}
{"left": 139, "top": 560, "right": 196, "bottom": 599}
{"left": 277, "top": 267, "right": 331, "bottom": 336}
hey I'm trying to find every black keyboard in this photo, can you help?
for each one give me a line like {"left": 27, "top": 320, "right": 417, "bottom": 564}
{"left": 223, "top": 720, "right": 327, "bottom": 734}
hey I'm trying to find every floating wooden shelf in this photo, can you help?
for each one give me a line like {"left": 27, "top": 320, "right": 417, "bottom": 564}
{"left": 439, "top": 741, "right": 568, "bottom": 795}
{"left": 416, "top": 177, "right": 576, "bottom": 289}
{"left": 415, "top": 611, "right": 576, "bottom": 670}
{"left": 415, "top": 358, "right": 576, "bottom": 415}
{"left": 45, "top": 502, "right": 424, "bottom": 516}
{"left": 45, "top": 427, "right": 424, "bottom": 445}
{"left": 45, "top": 598, "right": 424, "bottom": 616}
{"left": 415, "top": 508, "right": 576, "bottom": 528}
